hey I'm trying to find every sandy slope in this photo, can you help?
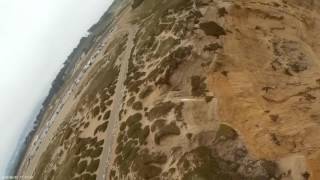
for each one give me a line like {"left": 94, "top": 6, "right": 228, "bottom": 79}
{"left": 17, "top": 0, "right": 320, "bottom": 180}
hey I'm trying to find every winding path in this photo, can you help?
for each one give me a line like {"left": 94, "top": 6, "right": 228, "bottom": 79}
{"left": 96, "top": 25, "right": 138, "bottom": 180}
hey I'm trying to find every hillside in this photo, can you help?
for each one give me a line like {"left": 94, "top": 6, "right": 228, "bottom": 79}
{"left": 17, "top": 0, "right": 320, "bottom": 179}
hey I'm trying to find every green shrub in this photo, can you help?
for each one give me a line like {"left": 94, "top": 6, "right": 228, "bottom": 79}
{"left": 191, "top": 76, "right": 207, "bottom": 96}
{"left": 269, "top": 114, "right": 279, "bottom": 122}
{"left": 117, "top": 133, "right": 124, "bottom": 143}
{"left": 154, "top": 122, "right": 180, "bottom": 144}
{"left": 89, "top": 137, "right": 97, "bottom": 146}
{"left": 126, "top": 113, "right": 142, "bottom": 126}
{"left": 138, "top": 165, "right": 162, "bottom": 179}
{"left": 47, "top": 170, "right": 55, "bottom": 180}
{"left": 76, "top": 160, "right": 87, "bottom": 174}
{"left": 127, "top": 96, "right": 135, "bottom": 106}
{"left": 155, "top": 46, "right": 192, "bottom": 86}
{"left": 100, "top": 103, "right": 107, "bottom": 112}
{"left": 132, "top": 101, "right": 143, "bottom": 110}
{"left": 110, "top": 170, "right": 116, "bottom": 179}
{"left": 154, "top": 37, "right": 180, "bottom": 58}
{"left": 80, "top": 173, "right": 96, "bottom": 180}
{"left": 127, "top": 122, "right": 142, "bottom": 139}
{"left": 92, "top": 106, "right": 100, "bottom": 117}
{"left": 186, "top": 133, "right": 193, "bottom": 140}
{"left": 132, "top": 150, "right": 167, "bottom": 179}
{"left": 132, "top": 0, "right": 144, "bottom": 9}
{"left": 95, "top": 139, "right": 104, "bottom": 147}
{"left": 94, "top": 121, "right": 109, "bottom": 135}
{"left": 181, "top": 147, "right": 222, "bottom": 180}
{"left": 139, "top": 126, "right": 150, "bottom": 144}
{"left": 199, "top": 21, "right": 226, "bottom": 37}
{"left": 117, "top": 141, "right": 139, "bottom": 175}
{"left": 148, "top": 102, "right": 175, "bottom": 120}
{"left": 120, "top": 122, "right": 126, "bottom": 131}
{"left": 91, "top": 147, "right": 103, "bottom": 158}
{"left": 84, "top": 122, "right": 89, "bottom": 129}
{"left": 261, "top": 160, "right": 278, "bottom": 177}
{"left": 82, "top": 148, "right": 93, "bottom": 157}
{"left": 115, "top": 142, "right": 123, "bottom": 154}
{"left": 205, "top": 96, "right": 213, "bottom": 103}
{"left": 139, "top": 85, "right": 153, "bottom": 99}
{"left": 63, "top": 127, "right": 73, "bottom": 140}
{"left": 73, "top": 138, "right": 89, "bottom": 155}
{"left": 218, "top": 7, "right": 228, "bottom": 17}
{"left": 203, "top": 43, "right": 222, "bottom": 52}
{"left": 216, "top": 124, "right": 238, "bottom": 140}
{"left": 128, "top": 79, "right": 144, "bottom": 93}
{"left": 103, "top": 110, "right": 111, "bottom": 120}
{"left": 174, "top": 102, "right": 184, "bottom": 121}
{"left": 87, "top": 159, "right": 100, "bottom": 173}
{"left": 151, "top": 119, "right": 166, "bottom": 132}
{"left": 106, "top": 100, "right": 113, "bottom": 106}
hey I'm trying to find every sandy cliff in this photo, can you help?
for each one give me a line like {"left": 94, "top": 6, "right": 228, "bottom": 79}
{"left": 17, "top": 0, "right": 320, "bottom": 180}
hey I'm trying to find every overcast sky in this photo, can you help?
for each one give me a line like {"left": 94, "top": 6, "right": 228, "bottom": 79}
{"left": 0, "top": 0, "right": 113, "bottom": 176}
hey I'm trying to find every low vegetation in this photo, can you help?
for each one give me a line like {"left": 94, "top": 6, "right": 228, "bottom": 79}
{"left": 181, "top": 146, "right": 244, "bottom": 180}
{"left": 147, "top": 101, "right": 175, "bottom": 120}
{"left": 139, "top": 85, "right": 153, "bottom": 99}
{"left": 103, "top": 110, "right": 111, "bottom": 121}
{"left": 132, "top": 101, "right": 143, "bottom": 110}
{"left": 191, "top": 76, "right": 207, "bottom": 96}
{"left": 94, "top": 121, "right": 109, "bottom": 135}
{"left": 132, "top": 0, "right": 144, "bottom": 9}
{"left": 154, "top": 122, "right": 180, "bottom": 145}
{"left": 151, "top": 119, "right": 166, "bottom": 132}
{"left": 199, "top": 21, "right": 226, "bottom": 37}
{"left": 216, "top": 124, "right": 238, "bottom": 140}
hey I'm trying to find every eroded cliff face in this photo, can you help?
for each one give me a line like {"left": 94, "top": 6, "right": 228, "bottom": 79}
{"left": 210, "top": 0, "right": 320, "bottom": 179}
{"left": 19, "top": 0, "right": 320, "bottom": 180}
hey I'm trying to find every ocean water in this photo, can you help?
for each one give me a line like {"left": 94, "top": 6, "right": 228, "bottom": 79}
{"left": 4, "top": 102, "right": 43, "bottom": 176}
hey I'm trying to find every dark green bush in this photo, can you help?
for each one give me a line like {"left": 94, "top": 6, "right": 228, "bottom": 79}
{"left": 91, "top": 147, "right": 103, "bottom": 158}
{"left": 151, "top": 119, "right": 166, "bottom": 132}
{"left": 148, "top": 102, "right": 175, "bottom": 120}
{"left": 127, "top": 96, "right": 135, "bottom": 106}
{"left": 103, "top": 110, "right": 111, "bottom": 120}
{"left": 132, "top": 0, "right": 144, "bottom": 9}
{"left": 139, "top": 85, "right": 153, "bottom": 99}
{"left": 94, "top": 121, "right": 109, "bottom": 135}
{"left": 132, "top": 101, "right": 143, "bottom": 110}
{"left": 191, "top": 76, "right": 207, "bottom": 96}
{"left": 216, "top": 124, "right": 238, "bottom": 140}
{"left": 199, "top": 21, "right": 226, "bottom": 37}
{"left": 126, "top": 113, "right": 142, "bottom": 126}
{"left": 154, "top": 122, "right": 180, "bottom": 145}
{"left": 76, "top": 160, "right": 87, "bottom": 174}
{"left": 92, "top": 106, "right": 100, "bottom": 117}
{"left": 87, "top": 159, "right": 100, "bottom": 173}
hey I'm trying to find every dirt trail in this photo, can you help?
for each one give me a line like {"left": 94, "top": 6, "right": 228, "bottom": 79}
{"left": 96, "top": 25, "right": 138, "bottom": 180}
